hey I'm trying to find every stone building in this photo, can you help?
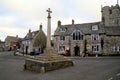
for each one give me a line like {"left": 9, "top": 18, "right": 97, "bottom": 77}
{"left": 32, "top": 25, "right": 46, "bottom": 53}
{"left": 101, "top": 4, "right": 120, "bottom": 26}
{"left": 22, "top": 24, "right": 46, "bottom": 54}
{"left": 5, "top": 35, "right": 22, "bottom": 51}
{"left": 0, "top": 40, "right": 5, "bottom": 52}
{"left": 53, "top": 4, "right": 120, "bottom": 56}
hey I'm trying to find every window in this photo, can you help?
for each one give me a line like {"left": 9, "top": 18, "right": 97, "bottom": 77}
{"left": 60, "top": 28, "right": 66, "bottom": 32}
{"left": 91, "top": 34, "right": 99, "bottom": 40}
{"left": 112, "top": 46, "right": 120, "bottom": 52}
{"left": 59, "top": 46, "right": 65, "bottom": 51}
{"left": 102, "top": 17, "right": 105, "bottom": 22}
{"left": 92, "top": 25, "right": 98, "bottom": 31}
{"left": 109, "top": 9, "right": 112, "bottom": 14}
{"left": 26, "top": 41, "right": 27, "bottom": 44}
{"left": 92, "top": 45, "right": 99, "bottom": 52}
{"left": 72, "top": 30, "right": 83, "bottom": 40}
{"left": 60, "top": 36, "right": 65, "bottom": 40}
{"left": 111, "top": 19, "right": 115, "bottom": 24}
{"left": 29, "top": 41, "right": 30, "bottom": 45}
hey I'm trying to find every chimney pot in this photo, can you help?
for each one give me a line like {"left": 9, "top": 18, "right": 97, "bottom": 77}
{"left": 72, "top": 19, "right": 74, "bottom": 25}
{"left": 40, "top": 23, "right": 42, "bottom": 30}
{"left": 58, "top": 20, "right": 61, "bottom": 26}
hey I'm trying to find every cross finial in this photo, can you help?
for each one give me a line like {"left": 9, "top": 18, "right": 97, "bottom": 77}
{"left": 117, "top": 0, "right": 119, "bottom": 5}
{"left": 46, "top": 8, "right": 52, "bottom": 18}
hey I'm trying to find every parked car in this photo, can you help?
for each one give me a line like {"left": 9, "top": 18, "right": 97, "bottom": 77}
{"left": 14, "top": 48, "right": 24, "bottom": 56}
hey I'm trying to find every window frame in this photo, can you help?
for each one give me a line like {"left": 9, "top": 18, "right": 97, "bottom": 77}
{"left": 112, "top": 46, "right": 120, "bottom": 52}
{"left": 72, "top": 30, "right": 83, "bottom": 40}
{"left": 91, "top": 34, "right": 99, "bottom": 40}
{"left": 59, "top": 28, "right": 66, "bottom": 32}
{"left": 92, "top": 45, "right": 99, "bottom": 52}
{"left": 92, "top": 25, "right": 98, "bottom": 31}
{"left": 59, "top": 45, "right": 65, "bottom": 51}
{"left": 60, "top": 36, "right": 65, "bottom": 41}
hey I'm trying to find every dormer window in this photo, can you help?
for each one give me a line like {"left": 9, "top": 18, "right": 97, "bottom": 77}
{"left": 60, "top": 28, "right": 66, "bottom": 32}
{"left": 60, "top": 36, "right": 65, "bottom": 40}
{"left": 109, "top": 9, "right": 112, "bottom": 14}
{"left": 92, "top": 25, "right": 98, "bottom": 31}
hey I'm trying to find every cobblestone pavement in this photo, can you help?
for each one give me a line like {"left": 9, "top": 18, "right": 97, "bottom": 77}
{"left": 0, "top": 51, "right": 120, "bottom": 80}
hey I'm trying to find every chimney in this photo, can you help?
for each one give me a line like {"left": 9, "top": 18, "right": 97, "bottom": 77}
{"left": 58, "top": 20, "right": 61, "bottom": 26}
{"left": 29, "top": 29, "right": 31, "bottom": 33}
{"left": 16, "top": 35, "right": 18, "bottom": 38}
{"left": 39, "top": 23, "right": 42, "bottom": 30}
{"left": 72, "top": 19, "right": 74, "bottom": 25}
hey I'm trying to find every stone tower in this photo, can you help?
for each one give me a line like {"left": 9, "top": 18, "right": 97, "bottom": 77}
{"left": 101, "top": 3, "right": 120, "bottom": 26}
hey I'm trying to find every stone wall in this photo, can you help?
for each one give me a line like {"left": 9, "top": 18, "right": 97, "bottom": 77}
{"left": 53, "top": 33, "right": 120, "bottom": 56}
{"left": 102, "top": 5, "right": 120, "bottom": 26}
{"left": 54, "top": 34, "right": 106, "bottom": 56}
{"left": 24, "top": 58, "right": 73, "bottom": 73}
{"left": 103, "top": 36, "right": 120, "bottom": 55}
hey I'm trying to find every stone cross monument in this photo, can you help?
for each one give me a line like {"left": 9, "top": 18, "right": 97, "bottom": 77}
{"left": 46, "top": 8, "right": 52, "bottom": 49}
{"left": 24, "top": 8, "right": 73, "bottom": 73}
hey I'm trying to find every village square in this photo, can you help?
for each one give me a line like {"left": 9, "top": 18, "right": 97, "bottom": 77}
{"left": 0, "top": 0, "right": 120, "bottom": 80}
{"left": 0, "top": 2, "right": 120, "bottom": 57}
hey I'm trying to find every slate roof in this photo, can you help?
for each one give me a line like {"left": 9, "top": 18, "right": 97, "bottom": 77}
{"left": 54, "top": 22, "right": 105, "bottom": 36}
{"left": 33, "top": 29, "right": 46, "bottom": 47}
{"left": 23, "top": 31, "right": 39, "bottom": 40}
{"left": 5, "top": 36, "right": 21, "bottom": 42}
{"left": 54, "top": 22, "right": 120, "bottom": 36}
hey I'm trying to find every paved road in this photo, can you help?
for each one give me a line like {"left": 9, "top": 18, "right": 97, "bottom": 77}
{"left": 0, "top": 51, "right": 120, "bottom": 80}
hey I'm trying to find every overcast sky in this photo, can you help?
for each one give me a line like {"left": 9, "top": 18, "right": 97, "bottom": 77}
{"left": 0, "top": 0, "right": 119, "bottom": 41}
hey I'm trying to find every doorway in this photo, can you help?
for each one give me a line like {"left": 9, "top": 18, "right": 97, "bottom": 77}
{"left": 25, "top": 46, "right": 28, "bottom": 55}
{"left": 74, "top": 44, "right": 80, "bottom": 56}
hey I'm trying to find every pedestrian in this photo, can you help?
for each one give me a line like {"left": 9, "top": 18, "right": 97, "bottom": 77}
{"left": 36, "top": 48, "right": 40, "bottom": 55}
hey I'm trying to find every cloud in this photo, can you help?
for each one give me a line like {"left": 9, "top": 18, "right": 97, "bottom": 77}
{"left": 0, "top": 0, "right": 118, "bottom": 41}
{"left": 0, "top": 0, "right": 69, "bottom": 40}
{"left": 0, "top": 15, "right": 28, "bottom": 40}
{"left": 69, "top": 0, "right": 101, "bottom": 22}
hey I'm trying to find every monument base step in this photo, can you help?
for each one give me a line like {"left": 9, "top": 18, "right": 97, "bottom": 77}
{"left": 24, "top": 58, "right": 74, "bottom": 73}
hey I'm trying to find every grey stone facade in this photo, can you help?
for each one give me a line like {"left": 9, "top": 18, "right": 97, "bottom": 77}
{"left": 0, "top": 41, "right": 5, "bottom": 52}
{"left": 101, "top": 4, "right": 120, "bottom": 26}
{"left": 5, "top": 35, "right": 22, "bottom": 51}
{"left": 53, "top": 4, "right": 120, "bottom": 56}
{"left": 22, "top": 24, "right": 46, "bottom": 54}
{"left": 22, "top": 29, "right": 38, "bottom": 54}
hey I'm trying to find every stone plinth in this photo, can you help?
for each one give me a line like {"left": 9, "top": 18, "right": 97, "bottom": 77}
{"left": 24, "top": 57, "right": 73, "bottom": 73}
{"left": 24, "top": 48, "right": 73, "bottom": 73}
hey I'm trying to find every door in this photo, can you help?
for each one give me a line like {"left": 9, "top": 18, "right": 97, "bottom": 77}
{"left": 74, "top": 44, "right": 80, "bottom": 56}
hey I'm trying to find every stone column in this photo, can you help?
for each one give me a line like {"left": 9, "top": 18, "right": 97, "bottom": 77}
{"left": 46, "top": 8, "right": 52, "bottom": 49}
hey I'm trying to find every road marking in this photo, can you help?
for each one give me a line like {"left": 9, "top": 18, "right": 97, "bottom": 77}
{"left": 116, "top": 73, "right": 120, "bottom": 76}
{"left": 108, "top": 77, "right": 113, "bottom": 80}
